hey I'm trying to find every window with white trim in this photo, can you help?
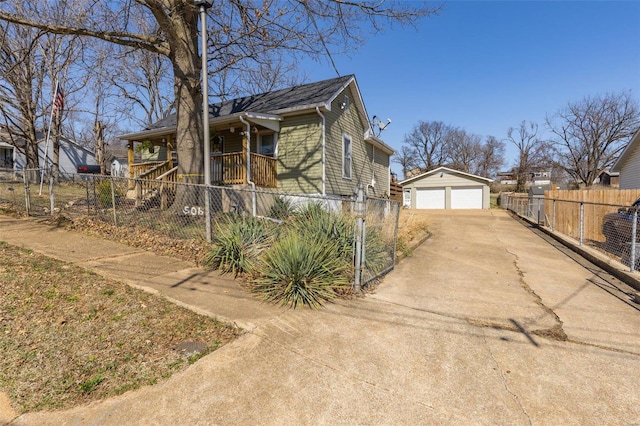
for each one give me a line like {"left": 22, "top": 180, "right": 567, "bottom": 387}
{"left": 258, "top": 133, "right": 276, "bottom": 157}
{"left": 342, "top": 133, "right": 352, "bottom": 179}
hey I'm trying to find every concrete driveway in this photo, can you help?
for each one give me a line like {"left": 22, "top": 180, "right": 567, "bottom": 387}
{"left": 10, "top": 209, "right": 640, "bottom": 425}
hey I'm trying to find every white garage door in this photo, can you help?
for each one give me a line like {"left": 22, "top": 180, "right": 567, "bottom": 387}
{"left": 451, "top": 187, "right": 483, "bottom": 209}
{"left": 416, "top": 188, "right": 445, "bottom": 209}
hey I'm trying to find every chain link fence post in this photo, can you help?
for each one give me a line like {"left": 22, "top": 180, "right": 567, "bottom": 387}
{"left": 353, "top": 184, "right": 365, "bottom": 292}
{"left": 49, "top": 175, "right": 55, "bottom": 216}
{"left": 110, "top": 176, "right": 118, "bottom": 227}
{"left": 579, "top": 202, "right": 584, "bottom": 246}
{"left": 631, "top": 208, "right": 637, "bottom": 272}
{"left": 23, "top": 171, "right": 30, "bottom": 215}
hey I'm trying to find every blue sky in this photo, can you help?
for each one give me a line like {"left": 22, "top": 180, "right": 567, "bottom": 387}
{"left": 305, "top": 1, "right": 640, "bottom": 178}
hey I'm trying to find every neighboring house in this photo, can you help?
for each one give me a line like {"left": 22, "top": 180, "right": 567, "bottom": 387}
{"left": 530, "top": 169, "right": 552, "bottom": 185}
{"left": 0, "top": 132, "right": 97, "bottom": 176}
{"left": 611, "top": 129, "right": 640, "bottom": 189}
{"left": 110, "top": 157, "right": 129, "bottom": 178}
{"left": 593, "top": 168, "right": 620, "bottom": 187}
{"left": 400, "top": 166, "right": 493, "bottom": 210}
{"left": 0, "top": 140, "right": 14, "bottom": 170}
{"left": 496, "top": 171, "right": 517, "bottom": 186}
{"left": 119, "top": 75, "right": 394, "bottom": 199}
{"left": 496, "top": 169, "right": 552, "bottom": 187}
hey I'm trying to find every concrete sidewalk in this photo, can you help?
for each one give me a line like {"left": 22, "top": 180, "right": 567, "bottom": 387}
{"left": 0, "top": 215, "right": 285, "bottom": 331}
{"left": 2, "top": 211, "right": 640, "bottom": 425}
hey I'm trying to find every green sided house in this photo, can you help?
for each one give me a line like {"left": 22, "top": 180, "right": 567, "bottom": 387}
{"left": 119, "top": 75, "right": 394, "bottom": 204}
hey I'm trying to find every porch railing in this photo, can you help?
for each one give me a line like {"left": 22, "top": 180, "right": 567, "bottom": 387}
{"left": 212, "top": 153, "right": 245, "bottom": 185}
{"left": 129, "top": 161, "right": 165, "bottom": 189}
{"left": 211, "top": 152, "right": 277, "bottom": 188}
{"left": 251, "top": 153, "right": 277, "bottom": 188}
{"left": 134, "top": 161, "right": 172, "bottom": 204}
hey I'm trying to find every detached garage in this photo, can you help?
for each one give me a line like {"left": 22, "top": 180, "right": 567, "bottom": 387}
{"left": 401, "top": 166, "right": 493, "bottom": 209}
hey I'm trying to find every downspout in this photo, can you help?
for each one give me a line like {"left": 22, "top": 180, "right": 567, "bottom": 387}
{"left": 239, "top": 114, "right": 256, "bottom": 216}
{"left": 315, "top": 106, "right": 326, "bottom": 196}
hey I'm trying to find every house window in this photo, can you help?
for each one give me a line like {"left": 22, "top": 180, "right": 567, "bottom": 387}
{"left": 258, "top": 133, "right": 276, "bottom": 157}
{"left": 342, "top": 133, "right": 352, "bottom": 179}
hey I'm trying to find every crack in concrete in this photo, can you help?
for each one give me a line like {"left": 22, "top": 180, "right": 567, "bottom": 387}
{"left": 504, "top": 247, "right": 568, "bottom": 341}
{"left": 480, "top": 330, "right": 532, "bottom": 425}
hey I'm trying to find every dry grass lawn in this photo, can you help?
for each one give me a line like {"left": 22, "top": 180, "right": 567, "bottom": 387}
{"left": 0, "top": 241, "right": 240, "bottom": 415}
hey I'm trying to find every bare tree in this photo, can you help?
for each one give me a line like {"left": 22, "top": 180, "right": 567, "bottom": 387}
{"left": 401, "top": 120, "right": 455, "bottom": 173}
{"left": 393, "top": 145, "right": 419, "bottom": 179}
{"left": 0, "top": 2, "right": 82, "bottom": 182}
{"left": 475, "top": 135, "right": 504, "bottom": 178}
{"left": 505, "top": 121, "right": 548, "bottom": 192}
{"left": 446, "top": 129, "right": 481, "bottom": 174}
{"left": 0, "top": 0, "right": 439, "bottom": 206}
{"left": 0, "top": 17, "right": 44, "bottom": 182}
{"left": 546, "top": 92, "right": 640, "bottom": 187}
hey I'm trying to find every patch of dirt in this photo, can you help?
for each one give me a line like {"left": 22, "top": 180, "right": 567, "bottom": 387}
{"left": 532, "top": 326, "right": 569, "bottom": 341}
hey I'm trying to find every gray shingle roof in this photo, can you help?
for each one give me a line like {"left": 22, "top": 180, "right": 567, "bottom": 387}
{"left": 148, "top": 74, "right": 354, "bottom": 130}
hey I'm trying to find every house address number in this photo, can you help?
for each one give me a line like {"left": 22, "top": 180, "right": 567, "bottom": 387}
{"left": 183, "top": 206, "right": 204, "bottom": 216}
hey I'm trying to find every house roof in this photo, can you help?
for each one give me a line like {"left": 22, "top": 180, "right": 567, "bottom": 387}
{"left": 120, "top": 75, "right": 375, "bottom": 142}
{"left": 0, "top": 129, "right": 95, "bottom": 157}
{"left": 611, "top": 128, "right": 640, "bottom": 172}
{"left": 598, "top": 168, "right": 620, "bottom": 177}
{"left": 399, "top": 166, "right": 494, "bottom": 186}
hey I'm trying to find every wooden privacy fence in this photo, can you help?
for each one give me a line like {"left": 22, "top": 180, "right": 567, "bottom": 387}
{"left": 544, "top": 189, "right": 640, "bottom": 243}
{"left": 389, "top": 181, "right": 403, "bottom": 203}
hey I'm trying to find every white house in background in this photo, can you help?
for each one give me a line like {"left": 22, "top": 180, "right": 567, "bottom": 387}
{"left": 0, "top": 140, "right": 14, "bottom": 169}
{"left": 400, "top": 166, "right": 493, "bottom": 210}
{"left": 611, "top": 129, "right": 640, "bottom": 189}
{"left": 2, "top": 134, "right": 97, "bottom": 176}
{"left": 110, "top": 157, "right": 129, "bottom": 177}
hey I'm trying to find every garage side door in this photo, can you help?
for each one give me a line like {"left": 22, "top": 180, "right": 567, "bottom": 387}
{"left": 416, "top": 188, "right": 445, "bottom": 209}
{"left": 451, "top": 187, "right": 483, "bottom": 209}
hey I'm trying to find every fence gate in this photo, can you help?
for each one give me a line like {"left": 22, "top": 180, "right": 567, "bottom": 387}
{"left": 353, "top": 184, "right": 400, "bottom": 291}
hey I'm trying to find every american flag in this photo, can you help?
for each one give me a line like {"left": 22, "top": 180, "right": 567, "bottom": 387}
{"left": 52, "top": 86, "right": 64, "bottom": 117}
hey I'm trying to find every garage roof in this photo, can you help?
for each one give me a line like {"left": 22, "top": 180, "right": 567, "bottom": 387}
{"left": 399, "top": 166, "right": 493, "bottom": 186}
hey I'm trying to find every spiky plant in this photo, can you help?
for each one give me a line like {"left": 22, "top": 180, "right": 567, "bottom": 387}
{"left": 249, "top": 231, "right": 351, "bottom": 309}
{"left": 204, "top": 215, "right": 273, "bottom": 276}
{"left": 292, "top": 201, "right": 355, "bottom": 261}
{"left": 267, "top": 196, "right": 296, "bottom": 220}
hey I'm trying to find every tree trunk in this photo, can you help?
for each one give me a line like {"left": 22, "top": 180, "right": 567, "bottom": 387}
{"left": 95, "top": 120, "right": 105, "bottom": 174}
{"left": 169, "top": 14, "right": 204, "bottom": 213}
{"left": 24, "top": 140, "right": 40, "bottom": 183}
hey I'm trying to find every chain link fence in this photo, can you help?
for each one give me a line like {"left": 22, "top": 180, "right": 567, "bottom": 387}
{"left": 1, "top": 170, "right": 400, "bottom": 289}
{"left": 361, "top": 196, "right": 400, "bottom": 286}
{"left": 501, "top": 192, "right": 640, "bottom": 272}
{"left": 0, "top": 168, "right": 89, "bottom": 217}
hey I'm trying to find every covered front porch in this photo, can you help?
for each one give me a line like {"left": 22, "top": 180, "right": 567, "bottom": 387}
{"left": 120, "top": 112, "right": 281, "bottom": 190}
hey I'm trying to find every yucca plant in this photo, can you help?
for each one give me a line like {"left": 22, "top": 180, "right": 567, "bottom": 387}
{"left": 204, "top": 215, "right": 273, "bottom": 276}
{"left": 292, "top": 202, "right": 355, "bottom": 261}
{"left": 267, "top": 196, "right": 296, "bottom": 220}
{"left": 249, "top": 231, "right": 351, "bottom": 309}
